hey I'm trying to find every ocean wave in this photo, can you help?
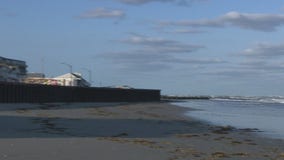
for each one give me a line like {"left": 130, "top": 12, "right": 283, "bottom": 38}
{"left": 211, "top": 96, "right": 284, "bottom": 104}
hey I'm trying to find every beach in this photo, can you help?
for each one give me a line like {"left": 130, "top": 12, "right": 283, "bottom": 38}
{"left": 0, "top": 102, "right": 283, "bottom": 160}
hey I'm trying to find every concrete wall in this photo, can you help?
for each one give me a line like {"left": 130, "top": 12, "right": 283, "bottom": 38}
{"left": 0, "top": 82, "right": 160, "bottom": 103}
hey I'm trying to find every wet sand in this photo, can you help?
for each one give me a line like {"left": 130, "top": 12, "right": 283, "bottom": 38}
{"left": 0, "top": 102, "right": 283, "bottom": 160}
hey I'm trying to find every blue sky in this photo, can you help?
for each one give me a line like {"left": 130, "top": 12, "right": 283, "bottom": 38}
{"left": 1, "top": 0, "right": 284, "bottom": 96}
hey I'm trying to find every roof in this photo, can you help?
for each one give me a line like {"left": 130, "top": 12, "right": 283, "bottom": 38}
{"left": 55, "top": 73, "right": 81, "bottom": 79}
{"left": 0, "top": 56, "right": 26, "bottom": 65}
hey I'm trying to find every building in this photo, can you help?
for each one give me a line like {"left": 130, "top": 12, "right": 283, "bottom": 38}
{"left": 0, "top": 56, "right": 90, "bottom": 87}
{"left": 23, "top": 72, "right": 90, "bottom": 87}
{"left": 53, "top": 73, "right": 90, "bottom": 87}
{"left": 0, "top": 56, "right": 27, "bottom": 82}
{"left": 22, "top": 73, "right": 61, "bottom": 85}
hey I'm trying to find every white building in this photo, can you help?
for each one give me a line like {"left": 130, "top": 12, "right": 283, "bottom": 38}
{"left": 23, "top": 72, "right": 91, "bottom": 87}
{"left": 0, "top": 56, "right": 27, "bottom": 82}
{"left": 54, "top": 73, "right": 90, "bottom": 87}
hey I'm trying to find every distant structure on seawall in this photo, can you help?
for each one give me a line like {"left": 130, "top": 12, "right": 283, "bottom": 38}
{"left": 162, "top": 95, "right": 211, "bottom": 100}
{"left": 0, "top": 56, "right": 27, "bottom": 82}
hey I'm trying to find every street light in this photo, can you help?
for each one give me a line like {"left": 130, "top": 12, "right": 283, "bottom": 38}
{"left": 81, "top": 68, "right": 92, "bottom": 86}
{"left": 61, "top": 62, "right": 73, "bottom": 74}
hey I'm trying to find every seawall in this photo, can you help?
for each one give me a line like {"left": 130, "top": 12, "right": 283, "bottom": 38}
{"left": 0, "top": 82, "right": 160, "bottom": 103}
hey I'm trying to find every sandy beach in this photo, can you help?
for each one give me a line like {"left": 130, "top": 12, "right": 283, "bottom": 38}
{"left": 0, "top": 102, "right": 283, "bottom": 160}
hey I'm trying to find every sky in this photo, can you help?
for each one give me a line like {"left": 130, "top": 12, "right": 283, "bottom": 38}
{"left": 1, "top": 0, "right": 284, "bottom": 96}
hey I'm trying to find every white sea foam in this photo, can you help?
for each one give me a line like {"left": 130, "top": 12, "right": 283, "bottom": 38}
{"left": 211, "top": 96, "right": 284, "bottom": 104}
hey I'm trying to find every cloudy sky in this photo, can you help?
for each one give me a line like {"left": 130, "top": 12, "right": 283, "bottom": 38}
{"left": 1, "top": 0, "right": 284, "bottom": 96}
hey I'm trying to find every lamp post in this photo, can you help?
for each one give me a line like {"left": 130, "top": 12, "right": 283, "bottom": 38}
{"left": 82, "top": 68, "right": 92, "bottom": 86}
{"left": 61, "top": 62, "right": 72, "bottom": 74}
{"left": 61, "top": 62, "right": 73, "bottom": 86}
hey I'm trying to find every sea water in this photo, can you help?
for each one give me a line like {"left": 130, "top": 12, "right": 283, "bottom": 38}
{"left": 173, "top": 96, "right": 284, "bottom": 139}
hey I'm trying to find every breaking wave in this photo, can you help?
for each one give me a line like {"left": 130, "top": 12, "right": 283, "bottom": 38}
{"left": 211, "top": 96, "right": 284, "bottom": 104}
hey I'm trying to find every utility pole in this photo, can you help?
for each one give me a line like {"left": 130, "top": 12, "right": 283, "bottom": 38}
{"left": 41, "top": 58, "right": 45, "bottom": 75}
{"left": 61, "top": 62, "right": 73, "bottom": 86}
{"left": 82, "top": 68, "right": 92, "bottom": 86}
{"left": 61, "top": 62, "right": 72, "bottom": 74}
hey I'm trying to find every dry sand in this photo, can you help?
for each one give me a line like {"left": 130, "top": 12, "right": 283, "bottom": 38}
{"left": 0, "top": 102, "right": 283, "bottom": 160}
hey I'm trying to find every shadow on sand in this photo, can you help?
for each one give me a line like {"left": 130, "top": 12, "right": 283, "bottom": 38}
{"left": 0, "top": 103, "right": 125, "bottom": 111}
{"left": 0, "top": 115, "right": 207, "bottom": 138}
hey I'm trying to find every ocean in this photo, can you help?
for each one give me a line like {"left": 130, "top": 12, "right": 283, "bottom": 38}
{"left": 173, "top": 96, "right": 284, "bottom": 140}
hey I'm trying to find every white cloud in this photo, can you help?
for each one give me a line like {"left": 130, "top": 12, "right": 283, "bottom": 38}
{"left": 118, "top": 0, "right": 206, "bottom": 5}
{"left": 76, "top": 8, "right": 125, "bottom": 19}
{"left": 119, "top": 0, "right": 171, "bottom": 4}
{"left": 167, "top": 28, "right": 206, "bottom": 34}
{"left": 159, "top": 11, "right": 284, "bottom": 32}
{"left": 240, "top": 60, "right": 284, "bottom": 72}
{"left": 242, "top": 43, "right": 284, "bottom": 57}
{"left": 101, "top": 50, "right": 172, "bottom": 72}
{"left": 223, "top": 12, "right": 284, "bottom": 31}
{"left": 121, "top": 35, "right": 204, "bottom": 53}
{"left": 204, "top": 69, "right": 262, "bottom": 77}
{"left": 102, "top": 50, "right": 225, "bottom": 72}
{"left": 222, "top": 42, "right": 284, "bottom": 77}
{"left": 167, "top": 58, "right": 227, "bottom": 64}
{"left": 100, "top": 35, "right": 226, "bottom": 72}
{"left": 122, "top": 35, "right": 175, "bottom": 46}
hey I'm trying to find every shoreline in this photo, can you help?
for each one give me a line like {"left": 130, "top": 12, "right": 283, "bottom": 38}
{"left": 0, "top": 102, "right": 283, "bottom": 159}
{"left": 172, "top": 100, "right": 284, "bottom": 141}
